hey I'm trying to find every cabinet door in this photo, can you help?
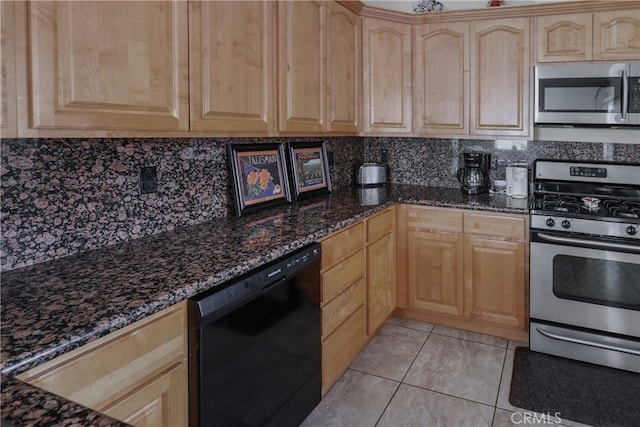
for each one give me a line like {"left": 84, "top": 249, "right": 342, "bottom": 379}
{"left": 464, "top": 238, "right": 525, "bottom": 328}
{"left": 593, "top": 10, "right": 640, "bottom": 60}
{"left": 407, "top": 230, "right": 464, "bottom": 317}
{"left": 1, "top": 1, "right": 16, "bottom": 138}
{"left": 101, "top": 363, "right": 187, "bottom": 427}
{"left": 17, "top": 302, "right": 187, "bottom": 411}
{"left": 322, "top": 305, "right": 366, "bottom": 395}
{"left": 362, "top": 18, "right": 412, "bottom": 134}
{"left": 536, "top": 13, "right": 593, "bottom": 62}
{"left": 26, "top": 1, "right": 188, "bottom": 131}
{"left": 414, "top": 22, "right": 469, "bottom": 135}
{"left": 326, "top": 2, "right": 359, "bottom": 134}
{"left": 278, "top": 1, "right": 325, "bottom": 133}
{"left": 470, "top": 18, "right": 530, "bottom": 137}
{"left": 189, "top": 1, "right": 274, "bottom": 133}
{"left": 367, "top": 233, "right": 395, "bottom": 335}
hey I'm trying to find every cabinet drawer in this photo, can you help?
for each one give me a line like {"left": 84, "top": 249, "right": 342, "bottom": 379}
{"left": 322, "top": 250, "right": 365, "bottom": 303}
{"left": 367, "top": 208, "right": 393, "bottom": 243}
{"left": 463, "top": 213, "right": 525, "bottom": 241}
{"left": 321, "top": 222, "right": 364, "bottom": 269}
{"left": 407, "top": 206, "right": 463, "bottom": 234}
{"left": 322, "top": 305, "right": 366, "bottom": 393}
{"left": 322, "top": 278, "right": 365, "bottom": 338}
{"left": 17, "top": 302, "right": 187, "bottom": 410}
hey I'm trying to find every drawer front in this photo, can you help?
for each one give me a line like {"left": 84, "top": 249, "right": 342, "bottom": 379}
{"left": 406, "top": 206, "right": 463, "bottom": 234}
{"left": 322, "top": 278, "right": 365, "bottom": 338}
{"left": 322, "top": 250, "right": 365, "bottom": 304}
{"left": 17, "top": 302, "right": 187, "bottom": 410}
{"left": 321, "top": 222, "right": 364, "bottom": 269}
{"left": 367, "top": 208, "right": 393, "bottom": 243}
{"left": 463, "top": 213, "right": 525, "bottom": 241}
{"left": 322, "top": 305, "right": 366, "bottom": 393}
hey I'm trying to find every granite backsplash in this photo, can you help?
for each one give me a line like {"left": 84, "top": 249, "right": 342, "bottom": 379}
{"left": 363, "top": 138, "right": 640, "bottom": 187}
{"left": 1, "top": 136, "right": 638, "bottom": 272}
{"left": 0, "top": 137, "right": 363, "bottom": 272}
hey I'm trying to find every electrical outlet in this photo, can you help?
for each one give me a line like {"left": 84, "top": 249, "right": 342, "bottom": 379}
{"left": 381, "top": 149, "right": 388, "bottom": 163}
{"left": 138, "top": 166, "right": 157, "bottom": 194}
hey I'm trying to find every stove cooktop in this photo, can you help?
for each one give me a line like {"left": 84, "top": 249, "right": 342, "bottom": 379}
{"left": 532, "top": 194, "right": 640, "bottom": 219}
{"left": 531, "top": 160, "right": 640, "bottom": 225}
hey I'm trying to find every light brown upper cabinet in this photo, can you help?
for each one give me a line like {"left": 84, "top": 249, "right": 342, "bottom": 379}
{"left": 593, "top": 10, "right": 640, "bottom": 60}
{"left": 414, "top": 18, "right": 530, "bottom": 138}
{"left": 362, "top": 17, "right": 413, "bottom": 135}
{"left": 470, "top": 18, "right": 531, "bottom": 137}
{"left": 414, "top": 22, "right": 469, "bottom": 136}
{"left": 326, "top": 1, "right": 360, "bottom": 134}
{"left": 20, "top": 1, "right": 189, "bottom": 133}
{"left": 1, "top": 1, "right": 17, "bottom": 139}
{"left": 535, "top": 13, "right": 593, "bottom": 62}
{"left": 278, "top": 1, "right": 325, "bottom": 133}
{"left": 536, "top": 10, "right": 640, "bottom": 62}
{"left": 189, "top": 1, "right": 275, "bottom": 134}
{"left": 278, "top": 1, "right": 359, "bottom": 134}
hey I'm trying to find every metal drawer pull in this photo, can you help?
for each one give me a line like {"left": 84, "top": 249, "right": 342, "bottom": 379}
{"left": 536, "top": 327, "right": 640, "bottom": 356}
{"left": 537, "top": 233, "right": 640, "bottom": 253}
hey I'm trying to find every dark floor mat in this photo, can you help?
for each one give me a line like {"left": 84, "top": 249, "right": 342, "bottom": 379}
{"left": 509, "top": 347, "right": 640, "bottom": 427}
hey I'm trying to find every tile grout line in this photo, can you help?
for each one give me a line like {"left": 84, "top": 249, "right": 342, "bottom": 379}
{"left": 491, "top": 348, "right": 511, "bottom": 426}
{"left": 373, "top": 324, "right": 434, "bottom": 427}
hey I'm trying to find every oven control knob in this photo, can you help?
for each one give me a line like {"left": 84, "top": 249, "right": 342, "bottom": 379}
{"left": 561, "top": 220, "right": 571, "bottom": 229}
{"left": 626, "top": 225, "right": 638, "bottom": 236}
{"left": 545, "top": 218, "right": 555, "bottom": 227}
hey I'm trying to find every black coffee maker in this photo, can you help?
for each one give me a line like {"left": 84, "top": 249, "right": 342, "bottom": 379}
{"left": 457, "top": 152, "right": 491, "bottom": 195}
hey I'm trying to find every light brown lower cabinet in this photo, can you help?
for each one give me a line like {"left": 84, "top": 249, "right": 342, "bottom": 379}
{"left": 365, "top": 208, "right": 396, "bottom": 336}
{"left": 320, "top": 222, "right": 367, "bottom": 395}
{"left": 397, "top": 205, "right": 528, "bottom": 342}
{"left": 17, "top": 301, "right": 188, "bottom": 426}
{"left": 319, "top": 206, "right": 396, "bottom": 394}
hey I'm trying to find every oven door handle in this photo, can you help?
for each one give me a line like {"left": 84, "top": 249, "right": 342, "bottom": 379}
{"left": 621, "top": 68, "right": 629, "bottom": 121}
{"left": 536, "top": 327, "right": 640, "bottom": 356}
{"left": 536, "top": 232, "right": 640, "bottom": 253}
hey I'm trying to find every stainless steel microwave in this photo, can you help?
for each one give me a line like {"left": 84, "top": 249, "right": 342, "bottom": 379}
{"left": 534, "top": 61, "right": 640, "bottom": 127}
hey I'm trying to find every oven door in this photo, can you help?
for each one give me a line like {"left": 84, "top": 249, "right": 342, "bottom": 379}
{"left": 530, "top": 231, "right": 640, "bottom": 338}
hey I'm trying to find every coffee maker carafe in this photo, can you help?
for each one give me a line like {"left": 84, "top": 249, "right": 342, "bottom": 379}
{"left": 457, "top": 152, "right": 491, "bottom": 195}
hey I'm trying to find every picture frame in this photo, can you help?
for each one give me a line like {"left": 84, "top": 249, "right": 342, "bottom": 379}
{"left": 228, "top": 143, "right": 291, "bottom": 216}
{"left": 287, "top": 141, "right": 332, "bottom": 200}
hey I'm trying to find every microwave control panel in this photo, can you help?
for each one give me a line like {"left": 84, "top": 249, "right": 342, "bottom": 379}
{"left": 630, "top": 76, "right": 640, "bottom": 113}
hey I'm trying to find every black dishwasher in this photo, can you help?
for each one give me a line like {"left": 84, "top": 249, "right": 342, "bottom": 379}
{"left": 189, "top": 243, "right": 322, "bottom": 427}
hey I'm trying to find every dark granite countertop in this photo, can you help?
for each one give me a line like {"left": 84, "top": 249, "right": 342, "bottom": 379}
{"left": 1, "top": 185, "right": 527, "bottom": 426}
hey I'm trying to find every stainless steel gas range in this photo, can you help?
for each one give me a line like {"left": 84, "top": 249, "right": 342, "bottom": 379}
{"left": 529, "top": 159, "right": 640, "bottom": 373}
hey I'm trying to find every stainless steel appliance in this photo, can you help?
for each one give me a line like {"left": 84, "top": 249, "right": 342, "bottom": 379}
{"left": 189, "top": 243, "right": 322, "bottom": 426}
{"left": 457, "top": 152, "right": 491, "bottom": 195}
{"left": 529, "top": 159, "right": 640, "bottom": 373}
{"left": 355, "top": 162, "right": 388, "bottom": 186}
{"left": 534, "top": 61, "right": 640, "bottom": 127}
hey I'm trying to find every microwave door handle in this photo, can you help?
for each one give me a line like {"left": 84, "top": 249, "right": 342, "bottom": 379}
{"left": 621, "top": 68, "right": 629, "bottom": 121}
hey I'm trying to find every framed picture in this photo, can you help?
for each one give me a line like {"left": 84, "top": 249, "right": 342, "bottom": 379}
{"left": 287, "top": 142, "right": 332, "bottom": 200}
{"left": 228, "top": 143, "right": 291, "bottom": 216}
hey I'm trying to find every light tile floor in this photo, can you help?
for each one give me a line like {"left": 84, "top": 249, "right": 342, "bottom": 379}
{"left": 302, "top": 317, "right": 592, "bottom": 427}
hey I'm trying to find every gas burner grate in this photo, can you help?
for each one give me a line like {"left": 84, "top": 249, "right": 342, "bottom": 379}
{"left": 604, "top": 200, "right": 640, "bottom": 219}
{"left": 542, "top": 195, "right": 580, "bottom": 213}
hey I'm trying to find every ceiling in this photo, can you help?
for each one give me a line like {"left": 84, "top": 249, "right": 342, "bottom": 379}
{"left": 362, "top": 0, "right": 570, "bottom": 13}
